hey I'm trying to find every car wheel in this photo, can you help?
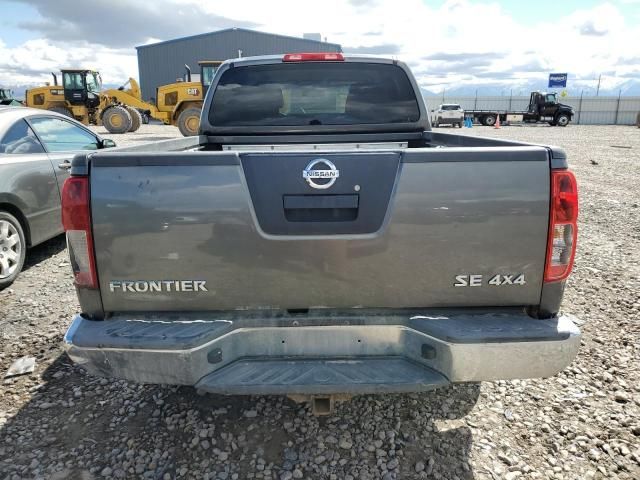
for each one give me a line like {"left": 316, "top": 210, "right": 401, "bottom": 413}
{"left": 555, "top": 114, "right": 570, "bottom": 127}
{"left": 0, "top": 211, "right": 26, "bottom": 290}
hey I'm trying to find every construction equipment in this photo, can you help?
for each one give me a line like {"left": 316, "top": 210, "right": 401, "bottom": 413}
{"left": 0, "top": 88, "right": 22, "bottom": 106}
{"left": 25, "top": 62, "right": 223, "bottom": 136}
{"left": 153, "top": 61, "right": 223, "bottom": 136}
{"left": 24, "top": 69, "right": 142, "bottom": 134}
{"left": 102, "top": 60, "right": 223, "bottom": 136}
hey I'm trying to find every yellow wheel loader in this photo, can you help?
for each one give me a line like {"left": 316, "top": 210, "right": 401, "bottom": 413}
{"left": 153, "top": 61, "right": 223, "bottom": 136}
{"left": 24, "top": 70, "right": 143, "bottom": 134}
{"left": 25, "top": 62, "right": 223, "bottom": 136}
{"left": 101, "top": 60, "right": 223, "bottom": 136}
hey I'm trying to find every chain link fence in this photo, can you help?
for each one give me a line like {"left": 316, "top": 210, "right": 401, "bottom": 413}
{"left": 424, "top": 95, "right": 640, "bottom": 125}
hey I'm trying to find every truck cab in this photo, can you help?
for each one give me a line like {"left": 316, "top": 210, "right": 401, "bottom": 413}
{"left": 199, "top": 61, "right": 223, "bottom": 97}
{"left": 528, "top": 91, "right": 573, "bottom": 126}
{"left": 60, "top": 69, "right": 102, "bottom": 109}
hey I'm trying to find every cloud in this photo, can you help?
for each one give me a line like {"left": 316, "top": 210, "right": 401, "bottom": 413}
{"left": 0, "top": 38, "right": 137, "bottom": 88}
{"left": 12, "top": 0, "right": 256, "bottom": 48}
{"left": 578, "top": 20, "right": 609, "bottom": 36}
{"left": 422, "top": 52, "right": 504, "bottom": 62}
{"left": 348, "top": 0, "right": 378, "bottom": 7}
{"left": 344, "top": 43, "right": 401, "bottom": 54}
{"left": 1, "top": 0, "right": 639, "bottom": 95}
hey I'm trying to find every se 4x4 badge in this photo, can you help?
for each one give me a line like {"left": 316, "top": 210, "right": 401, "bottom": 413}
{"left": 454, "top": 274, "right": 526, "bottom": 287}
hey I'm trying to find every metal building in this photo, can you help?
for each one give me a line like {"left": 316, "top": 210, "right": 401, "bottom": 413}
{"left": 136, "top": 28, "right": 342, "bottom": 100}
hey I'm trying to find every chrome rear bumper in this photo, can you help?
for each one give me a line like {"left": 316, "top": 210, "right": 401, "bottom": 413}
{"left": 64, "top": 309, "right": 581, "bottom": 395}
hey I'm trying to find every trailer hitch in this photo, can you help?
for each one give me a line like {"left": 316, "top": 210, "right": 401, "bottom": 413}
{"left": 287, "top": 394, "right": 353, "bottom": 416}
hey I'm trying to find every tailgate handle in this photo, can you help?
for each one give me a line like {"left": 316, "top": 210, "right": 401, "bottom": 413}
{"left": 283, "top": 194, "right": 359, "bottom": 222}
{"left": 283, "top": 194, "right": 358, "bottom": 210}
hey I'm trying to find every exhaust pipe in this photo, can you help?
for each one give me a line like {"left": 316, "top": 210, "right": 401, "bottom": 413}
{"left": 51, "top": 72, "right": 58, "bottom": 86}
{"left": 184, "top": 64, "right": 191, "bottom": 83}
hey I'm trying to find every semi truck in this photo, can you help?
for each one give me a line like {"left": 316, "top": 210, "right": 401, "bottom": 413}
{"left": 61, "top": 53, "right": 581, "bottom": 414}
{"left": 465, "top": 91, "right": 574, "bottom": 126}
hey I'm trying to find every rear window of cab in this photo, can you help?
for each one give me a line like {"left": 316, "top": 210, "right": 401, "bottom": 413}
{"left": 209, "top": 62, "right": 421, "bottom": 127}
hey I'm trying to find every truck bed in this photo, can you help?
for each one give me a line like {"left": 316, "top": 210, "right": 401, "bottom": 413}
{"left": 70, "top": 131, "right": 566, "bottom": 316}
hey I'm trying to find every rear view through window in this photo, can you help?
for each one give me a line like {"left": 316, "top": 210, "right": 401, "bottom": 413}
{"left": 209, "top": 62, "right": 420, "bottom": 127}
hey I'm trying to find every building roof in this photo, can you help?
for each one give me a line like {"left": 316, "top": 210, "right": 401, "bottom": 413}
{"left": 136, "top": 27, "right": 341, "bottom": 51}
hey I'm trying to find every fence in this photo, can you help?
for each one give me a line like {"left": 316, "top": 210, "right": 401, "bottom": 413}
{"left": 424, "top": 95, "right": 640, "bottom": 125}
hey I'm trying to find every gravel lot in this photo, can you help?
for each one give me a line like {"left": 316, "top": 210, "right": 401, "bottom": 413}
{"left": 1, "top": 124, "right": 639, "bottom": 480}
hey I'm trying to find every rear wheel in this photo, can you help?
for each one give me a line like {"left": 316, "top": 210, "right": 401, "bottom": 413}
{"left": 125, "top": 107, "right": 142, "bottom": 132}
{"left": 0, "top": 211, "right": 26, "bottom": 290}
{"left": 483, "top": 115, "right": 497, "bottom": 126}
{"left": 102, "top": 105, "right": 132, "bottom": 134}
{"left": 555, "top": 113, "right": 570, "bottom": 127}
{"left": 48, "top": 106, "right": 73, "bottom": 118}
{"left": 177, "top": 107, "right": 201, "bottom": 137}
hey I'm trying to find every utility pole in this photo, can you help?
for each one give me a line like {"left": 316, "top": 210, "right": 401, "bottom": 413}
{"left": 614, "top": 89, "right": 621, "bottom": 125}
{"left": 577, "top": 90, "right": 583, "bottom": 124}
{"left": 596, "top": 74, "right": 601, "bottom": 96}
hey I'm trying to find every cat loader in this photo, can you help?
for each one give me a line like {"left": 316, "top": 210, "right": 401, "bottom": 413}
{"left": 25, "top": 62, "right": 223, "bottom": 136}
{"left": 152, "top": 60, "right": 223, "bottom": 136}
{"left": 24, "top": 69, "right": 145, "bottom": 134}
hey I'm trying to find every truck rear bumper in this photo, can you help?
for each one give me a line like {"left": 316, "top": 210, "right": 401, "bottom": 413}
{"left": 63, "top": 309, "right": 581, "bottom": 395}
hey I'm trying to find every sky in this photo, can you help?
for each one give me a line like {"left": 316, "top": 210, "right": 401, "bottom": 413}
{"left": 0, "top": 0, "right": 639, "bottom": 96}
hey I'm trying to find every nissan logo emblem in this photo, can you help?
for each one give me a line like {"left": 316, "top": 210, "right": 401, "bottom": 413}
{"left": 302, "top": 159, "right": 340, "bottom": 189}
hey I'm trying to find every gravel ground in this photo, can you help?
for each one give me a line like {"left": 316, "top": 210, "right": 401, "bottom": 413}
{"left": 1, "top": 124, "right": 639, "bottom": 480}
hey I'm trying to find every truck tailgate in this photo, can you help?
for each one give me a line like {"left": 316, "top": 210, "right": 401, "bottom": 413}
{"left": 89, "top": 147, "right": 550, "bottom": 312}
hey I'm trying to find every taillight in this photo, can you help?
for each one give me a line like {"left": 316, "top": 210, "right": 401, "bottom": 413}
{"left": 544, "top": 170, "right": 578, "bottom": 282}
{"left": 283, "top": 52, "right": 345, "bottom": 62}
{"left": 61, "top": 177, "right": 97, "bottom": 289}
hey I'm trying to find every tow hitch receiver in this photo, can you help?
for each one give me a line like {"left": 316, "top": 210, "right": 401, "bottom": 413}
{"left": 287, "top": 394, "right": 353, "bottom": 416}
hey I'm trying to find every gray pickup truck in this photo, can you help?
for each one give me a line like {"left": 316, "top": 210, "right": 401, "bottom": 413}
{"left": 63, "top": 53, "right": 581, "bottom": 410}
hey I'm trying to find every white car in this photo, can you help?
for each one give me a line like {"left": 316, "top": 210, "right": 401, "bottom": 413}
{"left": 431, "top": 104, "right": 465, "bottom": 128}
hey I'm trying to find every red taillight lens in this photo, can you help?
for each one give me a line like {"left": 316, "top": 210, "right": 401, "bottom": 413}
{"left": 544, "top": 170, "right": 578, "bottom": 282}
{"left": 61, "top": 177, "right": 97, "bottom": 289}
{"left": 283, "top": 52, "right": 345, "bottom": 62}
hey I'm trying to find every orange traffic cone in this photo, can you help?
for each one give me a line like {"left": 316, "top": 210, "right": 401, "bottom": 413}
{"left": 494, "top": 115, "right": 501, "bottom": 129}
